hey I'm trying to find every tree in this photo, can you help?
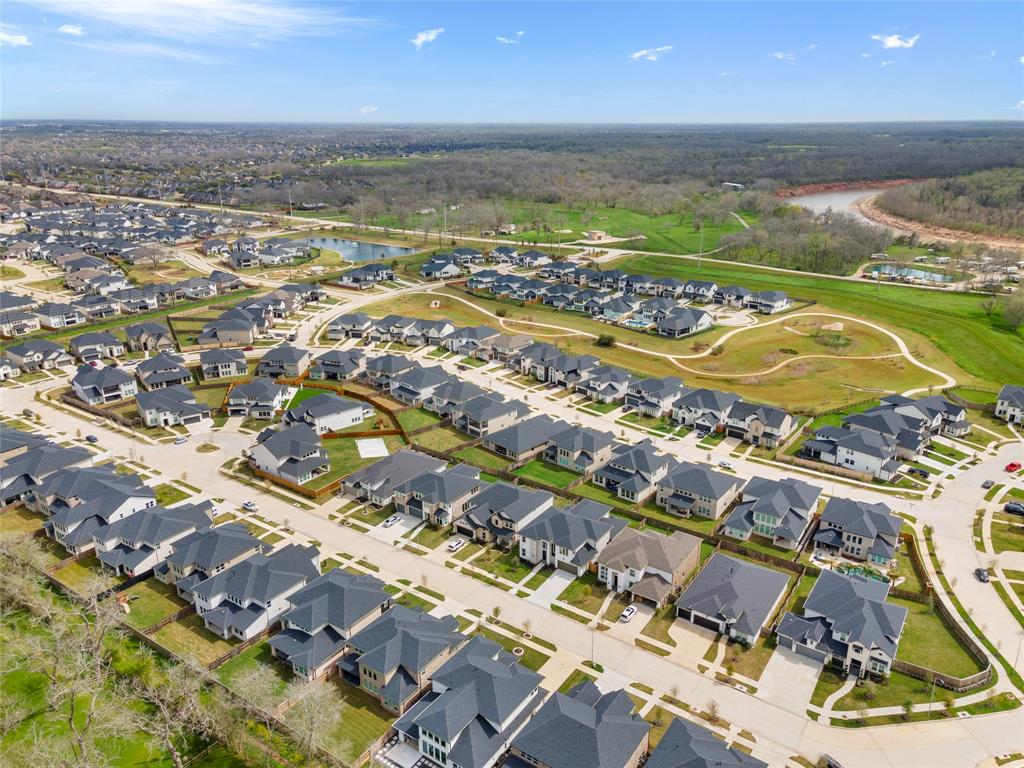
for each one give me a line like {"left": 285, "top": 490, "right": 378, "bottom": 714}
{"left": 491, "top": 605, "right": 502, "bottom": 623}
{"left": 981, "top": 295, "right": 999, "bottom": 316}
{"left": 284, "top": 680, "right": 338, "bottom": 759}
{"left": 901, "top": 700, "right": 914, "bottom": 721}
{"left": 706, "top": 699, "right": 720, "bottom": 723}
{"left": 1003, "top": 292, "right": 1024, "bottom": 330}
{"left": 595, "top": 334, "right": 616, "bottom": 347}
{"left": 862, "top": 680, "right": 877, "bottom": 701}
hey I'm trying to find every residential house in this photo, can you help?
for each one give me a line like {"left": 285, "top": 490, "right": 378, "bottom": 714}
{"left": 0, "top": 356, "right": 21, "bottom": 381}
{"left": 646, "top": 717, "right": 767, "bottom": 768}
{"left": 309, "top": 349, "right": 366, "bottom": 381}
{"left": 0, "top": 443, "right": 92, "bottom": 505}
{"left": 250, "top": 424, "right": 328, "bottom": 486}
{"left": 509, "top": 679, "right": 649, "bottom": 768}
{"left": 256, "top": 344, "right": 310, "bottom": 379}
{"left": 270, "top": 569, "right": 391, "bottom": 681}
{"left": 453, "top": 481, "right": 554, "bottom": 547}
{"left": 595, "top": 528, "right": 701, "bottom": 607}
{"left": 592, "top": 439, "right": 672, "bottom": 504}
{"left": 996, "top": 384, "right": 1024, "bottom": 425}
{"left": 656, "top": 462, "right": 742, "bottom": 520}
{"left": 34, "top": 302, "right": 87, "bottom": 329}
{"left": 746, "top": 290, "right": 791, "bottom": 314}
{"left": 194, "top": 544, "right": 320, "bottom": 641}
{"left": 225, "top": 378, "right": 286, "bottom": 418}
{"left": 283, "top": 392, "right": 374, "bottom": 434}
{"left": 420, "top": 257, "right": 462, "bottom": 280}
{"left": 136, "top": 385, "right": 212, "bottom": 427}
{"left": 625, "top": 376, "right": 685, "bottom": 417}
{"left": 722, "top": 476, "right": 822, "bottom": 550}
{"left": 481, "top": 415, "right": 564, "bottom": 463}
{"left": 675, "top": 553, "right": 790, "bottom": 645}
{"left": 425, "top": 381, "right": 488, "bottom": 420}
{"left": 801, "top": 426, "right": 903, "bottom": 482}
{"left": 342, "top": 450, "right": 447, "bottom": 508}
{"left": 199, "top": 348, "right": 248, "bottom": 379}
{"left": 340, "top": 606, "right": 467, "bottom": 714}
{"left": 93, "top": 501, "right": 215, "bottom": 577}
{"left": 444, "top": 325, "right": 501, "bottom": 357}
{"left": 68, "top": 331, "right": 124, "bottom": 362}
{"left": 0, "top": 311, "right": 41, "bottom": 337}
{"left": 451, "top": 394, "right": 529, "bottom": 438}
{"left": 776, "top": 569, "right": 908, "bottom": 679}
{"left": 5, "top": 339, "right": 73, "bottom": 371}
{"left": 328, "top": 313, "right": 375, "bottom": 339}
{"left": 542, "top": 424, "right": 616, "bottom": 475}
{"left": 35, "top": 467, "right": 156, "bottom": 555}
{"left": 391, "top": 635, "right": 544, "bottom": 768}
{"left": 71, "top": 364, "right": 138, "bottom": 405}
{"left": 813, "top": 497, "right": 902, "bottom": 568}
{"left": 656, "top": 307, "right": 712, "bottom": 338}
{"left": 136, "top": 352, "right": 193, "bottom": 390}
{"left": 390, "top": 364, "right": 453, "bottom": 406}
{"left": 518, "top": 499, "right": 626, "bottom": 577}
{"left": 876, "top": 394, "right": 972, "bottom": 438}
{"left": 683, "top": 279, "right": 718, "bottom": 303}
{"left": 125, "top": 322, "right": 175, "bottom": 353}
{"left": 156, "top": 523, "right": 263, "bottom": 599}
{"left": 724, "top": 402, "right": 795, "bottom": 449}
{"left": 394, "top": 464, "right": 482, "bottom": 528}
{"left": 575, "top": 365, "right": 634, "bottom": 404}
{"left": 671, "top": 388, "right": 742, "bottom": 432}
{"left": 715, "top": 285, "right": 754, "bottom": 308}
{"left": 365, "top": 353, "right": 416, "bottom": 389}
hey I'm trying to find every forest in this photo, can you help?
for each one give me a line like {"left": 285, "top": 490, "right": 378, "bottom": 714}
{"left": 875, "top": 168, "right": 1024, "bottom": 237}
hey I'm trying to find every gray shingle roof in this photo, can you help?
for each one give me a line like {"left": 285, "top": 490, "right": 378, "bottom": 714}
{"left": 646, "top": 717, "right": 767, "bottom": 768}
{"left": 677, "top": 553, "right": 790, "bottom": 638}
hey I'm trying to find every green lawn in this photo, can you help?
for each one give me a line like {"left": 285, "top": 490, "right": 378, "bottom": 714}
{"left": 0, "top": 507, "right": 46, "bottom": 540}
{"left": 557, "top": 571, "right": 611, "bottom": 615}
{"left": 892, "top": 598, "right": 984, "bottom": 678}
{"left": 451, "top": 541, "right": 482, "bottom": 561}
{"left": 834, "top": 669, "right": 950, "bottom": 711}
{"left": 575, "top": 481, "right": 631, "bottom": 509}
{"left": 309, "top": 434, "right": 405, "bottom": 490}
{"left": 619, "top": 412, "right": 676, "bottom": 434}
{"left": 473, "top": 626, "right": 550, "bottom": 672}
{"left": 413, "top": 426, "right": 470, "bottom": 452}
{"left": 153, "top": 483, "right": 191, "bottom": 506}
{"left": 397, "top": 408, "right": 442, "bottom": 431}
{"left": 513, "top": 459, "right": 581, "bottom": 488}
{"left": 472, "top": 548, "right": 535, "bottom": 584}
{"left": 453, "top": 446, "right": 513, "bottom": 471}
{"left": 121, "top": 578, "right": 190, "bottom": 630}
{"left": 396, "top": 592, "right": 436, "bottom": 612}
{"left": 151, "top": 612, "right": 239, "bottom": 667}
{"left": 413, "top": 524, "right": 452, "bottom": 550}
{"left": 640, "top": 603, "right": 679, "bottom": 647}
{"left": 578, "top": 400, "right": 620, "bottom": 415}
{"left": 52, "top": 555, "right": 123, "bottom": 595}
{"left": 284, "top": 683, "right": 396, "bottom": 765}
{"left": 558, "top": 669, "right": 597, "bottom": 693}
{"left": 723, "top": 636, "right": 775, "bottom": 681}
{"left": 990, "top": 522, "right": 1024, "bottom": 556}
{"left": 286, "top": 386, "right": 330, "bottom": 410}
{"left": 215, "top": 640, "right": 293, "bottom": 709}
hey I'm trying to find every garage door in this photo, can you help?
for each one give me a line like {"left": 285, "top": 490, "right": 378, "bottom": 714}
{"left": 685, "top": 609, "right": 723, "bottom": 634}
{"left": 727, "top": 428, "right": 745, "bottom": 439}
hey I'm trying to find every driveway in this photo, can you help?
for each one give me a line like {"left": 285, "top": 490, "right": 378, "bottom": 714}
{"left": 757, "top": 647, "right": 823, "bottom": 714}
{"left": 527, "top": 569, "right": 576, "bottom": 608}
{"left": 668, "top": 622, "right": 719, "bottom": 663}
{"left": 603, "top": 601, "right": 655, "bottom": 642}
{"left": 365, "top": 512, "right": 421, "bottom": 543}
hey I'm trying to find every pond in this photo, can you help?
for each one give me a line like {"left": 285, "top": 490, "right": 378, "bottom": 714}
{"left": 868, "top": 263, "right": 954, "bottom": 283}
{"left": 301, "top": 236, "right": 415, "bottom": 262}
{"left": 787, "top": 188, "right": 888, "bottom": 228}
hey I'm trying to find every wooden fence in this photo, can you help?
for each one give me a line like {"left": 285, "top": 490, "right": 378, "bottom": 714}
{"left": 59, "top": 390, "right": 140, "bottom": 427}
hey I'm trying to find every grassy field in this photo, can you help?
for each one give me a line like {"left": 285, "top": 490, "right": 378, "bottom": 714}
{"left": 453, "top": 446, "right": 513, "bottom": 471}
{"left": 153, "top": 483, "right": 191, "bottom": 506}
{"left": 215, "top": 640, "right": 292, "bottom": 710}
{"left": 120, "top": 578, "right": 190, "bottom": 630}
{"left": 472, "top": 547, "right": 535, "bottom": 584}
{"left": 123, "top": 259, "right": 207, "bottom": 285}
{"left": 513, "top": 459, "right": 581, "bottom": 487}
{"left": 891, "top": 598, "right": 985, "bottom": 678}
{"left": 283, "top": 683, "right": 396, "bottom": 765}
{"left": 0, "top": 507, "right": 45, "bottom": 540}
{"left": 413, "top": 425, "right": 471, "bottom": 452}
{"left": 608, "top": 253, "right": 1024, "bottom": 392}
{"left": 397, "top": 407, "right": 442, "bottom": 431}
{"left": 151, "top": 612, "right": 238, "bottom": 667}
{"left": 310, "top": 434, "right": 405, "bottom": 490}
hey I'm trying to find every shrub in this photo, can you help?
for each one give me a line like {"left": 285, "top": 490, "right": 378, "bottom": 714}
{"left": 595, "top": 334, "right": 616, "bottom": 347}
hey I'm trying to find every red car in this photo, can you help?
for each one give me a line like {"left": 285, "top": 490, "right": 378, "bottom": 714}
{"left": 1007, "top": 462, "right": 1022, "bottom": 473}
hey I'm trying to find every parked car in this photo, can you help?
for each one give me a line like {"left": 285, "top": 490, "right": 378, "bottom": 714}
{"left": 242, "top": 501, "right": 257, "bottom": 511}
{"left": 1004, "top": 502, "right": 1024, "bottom": 515}
{"left": 85, "top": 435, "right": 99, "bottom": 444}
{"left": 243, "top": 345, "right": 254, "bottom": 351}
{"left": 619, "top": 605, "right": 638, "bottom": 623}
{"left": 908, "top": 467, "right": 930, "bottom": 479}
{"left": 447, "top": 537, "right": 468, "bottom": 553}
{"left": 1006, "top": 462, "right": 1022, "bottom": 473}
{"left": 982, "top": 479, "right": 995, "bottom": 489}
{"left": 717, "top": 460, "right": 733, "bottom": 470}
{"left": 287, "top": 333, "right": 297, "bottom": 342}
{"left": 381, "top": 514, "right": 401, "bottom": 528}
{"left": 22, "top": 408, "right": 34, "bottom": 419}
{"left": 174, "top": 436, "right": 188, "bottom": 445}
{"left": 975, "top": 568, "right": 990, "bottom": 583}
{"left": 88, "top": 360, "right": 98, "bottom": 367}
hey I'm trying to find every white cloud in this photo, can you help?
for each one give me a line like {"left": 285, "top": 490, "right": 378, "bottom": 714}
{"left": 719, "top": 70, "right": 737, "bottom": 76}
{"left": 14, "top": 0, "right": 367, "bottom": 42}
{"left": 771, "top": 51, "right": 795, "bottom": 61}
{"left": 861, "top": 52, "right": 872, "bottom": 58}
{"left": 981, "top": 50, "right": 996, "bottom": 59}
{"left": 72, "top": 39, "right": 212, "bottom": 62}
{"left": 630, "top": 45, "right": 672, "bottom": 62}
{"left": 0, "top": 24, "right": 31, "bottom": 46}
{"left": 1015, "top": 100, "right": 1024, "bottom": 110}
{"left": 880, "top": 60, "right": 895, "bottom": 67}
{"left": 496, "top": 36, "right": 518, "bottom": 45}
{"left": 359, "top": 104, "right": 378, "bottom": 114}
{"left": 516, "top": 30, "right": 525, "bottom": 37}
{"left": 58, "top": 23, "right": 84, "bottom": 36}
{"left": 410, "top": 27, "right": 443, "bottom": 49}
{"left": 807, "top": 43, "right": 817, "bottom": 50}
{"left": 1018, "top": 55, "right": 1023, "bottom": 65}
{"left": 870, "top": 33, "right": 920, "bottom": 49}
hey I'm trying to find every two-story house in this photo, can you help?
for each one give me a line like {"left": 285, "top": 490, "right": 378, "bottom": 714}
{"left": 249, "top": 424, "right": 328, "bottom": 486}
{"left": 93, "top": 500, "right": 216, "bottom": 577}
{"left": 813, "top": 497, "right": 902, "bottom": 568}
{"left": 722, "top": 476, "right": 822, "bottom": 550}
{"left": 342, "top": 450, "right": 447, "bottom": 508}
{"left": 156, "top": 523, "right": 264, "bottom": 600}
{"left": 592, "top": 440, "right": 672, "bottom": 504}
{"left": 136, "top": 352, "right": 193, "bottom": 391}
{"left": 595, "top": 528, "right": 701, "bottom": 608}
{"left": 655, "top": 461, "right": 743, "bottom": 520}
{"left": 199, "top": 348, "right": 248, "bottom": 379}
{"left": 453, "top": 482, "right": 554, "bottom": 547}
{"left": 71, "top": 364, "right": 138, "bottom": 405}
{"left": 394, "top": 464, "right": 482, "bottom": 528}
{"left": 518, "top": 499, "right": 627, "bottom": 577}
{"left": 282, "top": 392, "right": 374, "bottom": 435}
{"left": 226, "top": 378, "right": 287, "bottom": 418}
{"left": 542, "top": 424, "right": 617, "bottom": 475}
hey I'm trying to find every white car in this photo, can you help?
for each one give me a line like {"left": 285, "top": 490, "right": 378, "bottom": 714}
{"left": 717, "top": 460, "right": 732, "bottom": 470}
{"left": 174, "top": 436, "right": 189, "bottom": 445}
{"left": 447, "top": 538, "right": 468, "bottom": 553}
{"left": 619, "top": 605, "right": 638, "bottom": 623}
{"left": 242, "top": 501, "right": 257, "bottom": 512}
{"left": 382, "top": 514, "right": 401, "bottom": 528}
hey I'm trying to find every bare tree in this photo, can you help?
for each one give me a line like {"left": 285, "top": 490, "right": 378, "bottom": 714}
{"left": 284, "top": 680, "right": 338, "bottom": 759}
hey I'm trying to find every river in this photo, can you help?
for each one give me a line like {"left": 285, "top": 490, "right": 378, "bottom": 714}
{"left": 786, "top": 188, "right": 888, "bottom": 227}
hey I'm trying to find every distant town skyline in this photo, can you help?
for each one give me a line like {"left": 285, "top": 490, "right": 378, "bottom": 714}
{"left": 1, "top": 0, "right": 1022, "bottom": 123}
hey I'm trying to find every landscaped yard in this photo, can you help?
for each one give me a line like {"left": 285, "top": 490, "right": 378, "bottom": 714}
{"left": 722, "top": 636, "right": 775, "bottom": 681}
{"left": 991, "top": 521, "right": 1024, "bottom": 555}
{"left": 513, "top": 459, "right": 581, "bottom": 488}
{"left": 578, "top": 400, "right": 620, "bottom": 415}
{"left": 153, "top": 482, "right": 191, "bottom": 506}
{"left": 397, "top": 407, "right": 442, "bottom": 432}
{"left": 413, "top": 425, "right": 470, "bottom": 452}
{"left": 453, "top": 446, "right": 513, "bottom": 471}
{"left": 0, "top": 507, "right": 45, "bottom": 540}
{"left": 834, "top": 669, "right": 949, "bottom": 711}
{"left": 121, "top": 578, "right": 189, "bottom": 630}
{"left": 557, "top": 571, "right": 610, "bottom": 615}
{"left": 892, "top": 598, "right": 985, "bottom": 678}
{"left": 558, "top": 668, "right": 597, "bottom": 693}
{"left": 574, "top": 481, "right": 631, "bottom": 509}
{"left": 215, "top": 640, "right": 292, "bottom": 710}
{"left": 283, "top": 683, "right": 396, "bottom": 764}
{"left": 192, "top": 385, "right": 230, "bottom": 410}
{"left": 640, "top": 604, "right": 679, "bottom": 647}
{"left": 151, "top": 612, "right": 239, "bottom": 667}
{"left": 309, "top": 434, "right": 405, "bottom": 490}
{"left": 619, "top": 412, "right": 676, "bottom": 434}
{"left": 413, "top": 524, "right": 452, "bottom": 550}
{"left": 473, "top": 626, "right": 550, "bottom": 672}
{"left": 472, "top": 547, "right": 535, "bottom": 584}
{"left": 52, "top": 555, "right": 124, "bottom": 595}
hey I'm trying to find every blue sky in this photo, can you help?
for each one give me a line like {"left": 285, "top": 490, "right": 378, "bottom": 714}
{"left": 1, "top": 1, "right": 1022, "bottom": 122}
